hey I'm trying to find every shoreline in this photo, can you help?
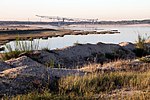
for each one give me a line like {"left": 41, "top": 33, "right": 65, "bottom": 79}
{"left": 0, "top": 27, "right": 119, "bottom": 47}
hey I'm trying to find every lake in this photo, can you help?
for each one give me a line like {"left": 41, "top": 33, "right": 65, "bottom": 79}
{"left": 3, "top": 24, "right": 150, "bottom": 51}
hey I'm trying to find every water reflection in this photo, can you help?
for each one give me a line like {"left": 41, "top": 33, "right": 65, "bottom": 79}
{"left": 2, "top": 25, "right": 150, "bottom": 51}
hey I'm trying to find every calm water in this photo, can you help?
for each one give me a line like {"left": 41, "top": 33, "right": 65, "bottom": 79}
{"left": 3, "top": 24, "right": 150, "bottom": 51}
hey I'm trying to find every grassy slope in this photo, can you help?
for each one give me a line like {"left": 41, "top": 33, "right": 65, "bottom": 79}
{"left": 2, "top": 68, "right": 150, "bottom": 100}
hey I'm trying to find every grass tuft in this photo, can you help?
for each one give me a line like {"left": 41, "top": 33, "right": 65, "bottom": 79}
{"left": 1, "top": 38, "right": 39, "bottom": 60}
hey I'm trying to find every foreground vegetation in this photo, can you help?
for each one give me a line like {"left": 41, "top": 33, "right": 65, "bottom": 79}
{"left": 1, "top": 35, "right": 150, "bottom": 99}
{"left": 1, "top": 38, "right": 40, "bottom": 60}
{"left": 2, "top": 69, "right": 150, "bottom": 100}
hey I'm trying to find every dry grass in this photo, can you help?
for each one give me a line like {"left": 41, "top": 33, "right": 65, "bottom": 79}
{"left": 80, "top": 59, "right": 150, "bottom": 73}
{"left": 2, "top": 70, "right": 149, "bottom": 100}
{"left": 80, "top": 63, "right": 100, "bottom": 72}
{"left": 59, "top": 71, "right": 150, "bottom": 96}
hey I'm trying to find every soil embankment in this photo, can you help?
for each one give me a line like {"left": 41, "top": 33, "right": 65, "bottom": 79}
{"left": 0, "top": 42, "right": 150, "bottom": 97}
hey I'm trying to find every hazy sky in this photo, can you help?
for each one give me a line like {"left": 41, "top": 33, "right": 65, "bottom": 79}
{"left": 0, "top": 0, "right": 150, "bottom": 21}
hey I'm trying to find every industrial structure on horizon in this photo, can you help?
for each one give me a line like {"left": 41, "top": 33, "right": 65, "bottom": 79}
{"left": 36, "top": 15, "right": 98, "bottom": 23}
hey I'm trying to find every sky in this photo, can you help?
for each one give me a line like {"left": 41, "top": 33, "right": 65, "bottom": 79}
{"left": 0, "top": 0, "right": 150, "bottom": 21}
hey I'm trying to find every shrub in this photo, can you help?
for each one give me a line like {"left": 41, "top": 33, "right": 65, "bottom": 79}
{"left": 136, "top": 35, "right": 146, "bottom": 49}
{"left": 134, "top": 35, "right": 150, "bottom": 57}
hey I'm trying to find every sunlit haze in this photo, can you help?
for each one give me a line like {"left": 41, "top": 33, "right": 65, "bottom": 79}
{"left": 0, "top": 0, "right": 150, "bottom": 21}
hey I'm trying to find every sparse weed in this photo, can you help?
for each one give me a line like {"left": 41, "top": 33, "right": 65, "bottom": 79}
{"left": 45, "top": 59, "right": 55, "bottom": 68}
